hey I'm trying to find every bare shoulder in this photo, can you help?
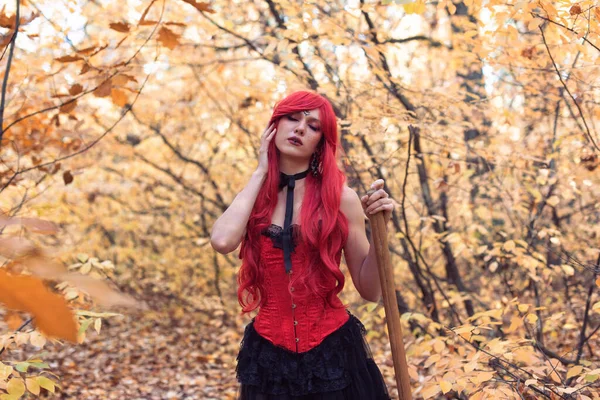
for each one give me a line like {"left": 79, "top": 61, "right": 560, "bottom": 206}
{"left": 340, "top": 185, "right": 362, "bottom": 219}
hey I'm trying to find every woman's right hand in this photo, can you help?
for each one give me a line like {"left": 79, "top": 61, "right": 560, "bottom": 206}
{"left": 256, "top": 123, "right": 277, "bottom": 175}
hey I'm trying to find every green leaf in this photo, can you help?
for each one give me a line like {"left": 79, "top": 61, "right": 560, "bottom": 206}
{"left": 585, "top": 373, "right": 598, "bottom": 382}
{"left": 78, "top": 317, "right": 94, "bottom": 335}
{"left": 14, "top": 362, "right": 30, "bottom": 373}
{"left": 29, "top": 362, "right": 50, "bottom": 370}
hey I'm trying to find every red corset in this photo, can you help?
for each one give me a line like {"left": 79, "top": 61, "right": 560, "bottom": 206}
{"left": 253, "top": 224, "right": 350, "bottom": 353}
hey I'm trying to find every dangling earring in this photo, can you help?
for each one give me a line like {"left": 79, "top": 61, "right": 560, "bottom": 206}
{"left": 310, "top": 147, "right": 322, "bottom": 177}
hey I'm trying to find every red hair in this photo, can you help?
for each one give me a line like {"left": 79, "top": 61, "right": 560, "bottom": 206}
{"left": 237, "top": 91, "right": 349, "bottom": 313}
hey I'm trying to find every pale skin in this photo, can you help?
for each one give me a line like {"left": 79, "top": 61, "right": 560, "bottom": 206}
{"left": 210, "top": 108, "right": 394, "bottom": 302}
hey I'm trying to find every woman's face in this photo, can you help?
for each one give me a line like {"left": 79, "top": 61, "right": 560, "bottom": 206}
{"left": 274, "top": 108, "right": 323, "bottom": 159}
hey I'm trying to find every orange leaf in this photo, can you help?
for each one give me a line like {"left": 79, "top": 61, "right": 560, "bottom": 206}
{"left": 55, "top": 55, "right": 83, "bottom": 63}
{"left": 69, "top": 84, "right": 83, "bottom": 96}
{"left": 0, "top": 10, "right": 39, "bottom": 29}
{"left": 76, "top": 45, "right": 99, "bottom": 55}
{"left": 569, "top": 5, "right": 582, "bottom": 15}
{"left": 139, "top": 0, "right": 158, "bottom": 25}
{"left": 179, "top": 0, "right": 215, "bottom": 13}
{"left": 596, "top": 277, "right": 600, "bottom": 288}
{"left": 0, "top": 269, "right": 77, "bottom": 342}
{"left": 63, "top": 170, "right": 74, "bottom": 185}
{"left": 1, "top": 31, "right": 13, "bottom": 47}
{"left": 4, "top": 311, "right": 23, "bottom": 330}
{"left": 59, "top": 99, "right": 77, "bottom": 114}
{"left": 94, "top": 79, "right": 112, "bottom": 97}
{"left": 157, "top": 27, "right": 181, "bottom": 50}
{"left": 111, "top": 89, "right": 128, "bottom": 107}
{"left": 109, "top": 22, "right": 131, "bottom": 33}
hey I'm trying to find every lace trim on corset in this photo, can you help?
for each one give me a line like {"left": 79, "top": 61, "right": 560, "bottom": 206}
{"left": 262, "top": 224, "right": 301, "bottom": 251}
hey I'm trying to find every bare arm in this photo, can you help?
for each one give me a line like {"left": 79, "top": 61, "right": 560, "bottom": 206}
{"left": 210, "top": 170, "right": 267, "bottom": 254}
{"left": 210, "top": 123, "right": 276, "bottom": 254}
{"left": 341, "top": 180, "right": 394, "bottom": 302}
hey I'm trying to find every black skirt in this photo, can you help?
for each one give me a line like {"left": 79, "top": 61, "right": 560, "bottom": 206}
{"left": 236, "top": 312, "right": 391, "bottom": 399}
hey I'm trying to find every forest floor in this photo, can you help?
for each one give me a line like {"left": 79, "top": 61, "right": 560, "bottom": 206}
{"left": 41, "top": 295, "right": 397, "bottom": 399}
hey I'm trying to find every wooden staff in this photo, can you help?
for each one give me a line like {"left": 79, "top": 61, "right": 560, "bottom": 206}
{"left": 367, "top": 192, "right": 412, "bottom": 400}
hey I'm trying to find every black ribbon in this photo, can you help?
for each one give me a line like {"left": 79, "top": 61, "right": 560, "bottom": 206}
{"left": 278, "top": 169, "right": 309, "bottom": 274}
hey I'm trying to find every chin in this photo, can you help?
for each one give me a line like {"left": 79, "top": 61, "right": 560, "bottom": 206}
{"left": 277, "top": 144, "right": 309, "bottom": 158}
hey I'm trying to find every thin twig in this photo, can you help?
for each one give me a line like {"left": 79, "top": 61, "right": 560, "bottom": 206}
{"left": 0, "top": 0, "right": 21, "bottom": 146}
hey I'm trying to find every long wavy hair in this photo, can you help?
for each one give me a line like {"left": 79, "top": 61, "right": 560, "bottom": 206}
{"left": 237, "top": 91, "right": 349, "bottom": 313}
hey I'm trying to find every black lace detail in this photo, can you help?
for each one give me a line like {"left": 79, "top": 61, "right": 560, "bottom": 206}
{"left": 262, "top": 224, "right": 301, "bottom": 251}
{"left": 236, "top": 313, "right": 390, "bottom": 398}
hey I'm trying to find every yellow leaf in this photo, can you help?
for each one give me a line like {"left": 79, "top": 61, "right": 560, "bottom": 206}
{"left": 94, "top": 318, "right": 102, "bottom": 334}
{"left": 547, "top": 195, "right": 559, "bottom": 207}
{"left": 408, "top": 365, "right": 419, "bottom": 381}
{"left": 7, "top": 378, "right": 26, "bottom": 397}
{"left": 567, "top": 365, "right": 583, "bottom": 379}
{"left": 526, "top": 313, "right": 538, "bottom": 324}
{"left": 80, "top": 262, "right": 92, "bottom": 275}
{"left": 0, "top": 362, "right": 14, "bottom": 381}
{"left": 36, "top": 377, "right": 55, "bottom": 394}
{"left": 505, "top": 315, "right": 522, "bottom": 333}
{"left": 421, "top": 383, "right": 441, "bottom": 398}
{"left": 26, "top": 378, "right": 40, "bottom": 395}
{"left": 440, "top": 380, "right": 453, "bottom": 394}
{"left": 424, "top": 354, "right": 441, "bottom": 368}
{"left": 518, "top": 304, "right": 529, "bottom": 313}
{"left": 464, "top": 361, "right": 477, "bottom": 373}
{"left": 561, "top": 264, "right": 575, "bottom": 276}
{"left": 503, "top": 240, "right": 516, "bottom": 252}
{"left": 433, "top": 339, "right": 445, "bottom": 353}
{"left": 474, "top": 370, "right": 495, "bottom": 384}
{"left": 447, "top": 2, "right": 456, "bottom": 15}
{"left": 29, "top": 331, "right": 47, "bottom": 348}
{"left": 403, "top": 0, "right": 426, "bottom": 14}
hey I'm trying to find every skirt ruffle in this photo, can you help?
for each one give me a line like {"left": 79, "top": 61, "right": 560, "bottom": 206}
{"left": 236, "top": 312, "right": 391, "bottom": 399}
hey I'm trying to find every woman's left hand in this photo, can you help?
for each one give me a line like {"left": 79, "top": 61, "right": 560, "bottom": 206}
{"left": 360, "top": 179, "right": 394, "bottom": 224}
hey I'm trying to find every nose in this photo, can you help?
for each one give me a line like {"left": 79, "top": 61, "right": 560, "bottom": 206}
{"left": 294, "top": 120, "right": 306, "bottom": 135}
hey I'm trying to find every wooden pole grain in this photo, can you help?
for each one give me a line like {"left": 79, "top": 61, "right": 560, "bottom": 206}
{"left": 366, "top": 199, "right": 412, "bottom": 400}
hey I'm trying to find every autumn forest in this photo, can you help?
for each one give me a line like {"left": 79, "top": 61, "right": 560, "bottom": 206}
{"left": 0, "top": 0, "right": 599, "bottom": 399}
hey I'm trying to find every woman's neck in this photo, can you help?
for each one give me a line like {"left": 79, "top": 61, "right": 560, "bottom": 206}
{"left": 279, "top": 158, "right": 309, "bottom": 176}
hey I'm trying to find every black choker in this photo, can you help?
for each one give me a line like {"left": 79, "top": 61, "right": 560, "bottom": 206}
{"left": 278, "top": 169, "right": 309, "bottom": 274}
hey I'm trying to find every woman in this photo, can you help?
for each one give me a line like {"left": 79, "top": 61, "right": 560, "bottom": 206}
{"left": 211, "top": 91, "right": 394, "bottom": 399}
